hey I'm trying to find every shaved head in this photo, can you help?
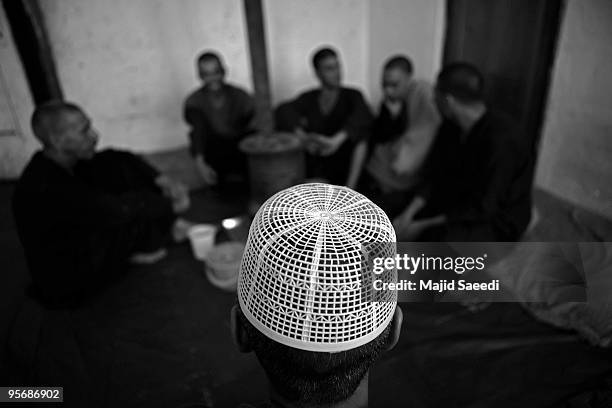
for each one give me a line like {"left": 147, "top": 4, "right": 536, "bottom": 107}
{"left": 436, "top": 62, "right": 484, "bottom": 104}
{"left": 196, "top": 51, "right": 224, "bottom": 71}
{"left": 381, "top": 55, "right": 414, "bottom": 102}
{"left": 383, "top": 55, "right": 413, "bottom": 76}
{"left": 31, "top": 100, "right": 84, "bottom": 147}
{"left": 311, "top": 46, "right": 338, "bottom": 71}
{"left": 31, "top": 100, "right": 98, "bottom": 162}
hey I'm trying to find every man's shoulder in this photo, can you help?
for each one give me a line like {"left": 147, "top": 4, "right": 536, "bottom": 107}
{"left": 15, "top": 151, "right": 53, "bottom": 188}
{"left": 410, "top": 78, "right": 434, "bottom": 88}
{"left": 185, "top": 84, "right": 253, "bottom": 108}
{"left": 481, "top": 110, "right": 527, "bottom": 153}
{"left": 341, "top": 86, "right": 366, "bottom": 99}
{"left": 294, "top": 88, "right": 319, "bottom": 101}
{"left": 13, "top": 152, "right": 65, "bottom": 210}
{"left": 405, "top": 79, "right": 434, "bottom": 100}
{"left": 292, "top": 86, "right": 367, "bottom": 104}
{"left": 224, "top": 83, "right": 252, "bottom": 99}
{"left": 485, "top": 110, "right": 521, "bottom": 139}
{"left": 487, "top": 109, "right": 516, "bottom": 127}
{"left": 184, "top": 86, "right": 207, "bottom": 107}
{"left": 87, "top": 149, "right": 153, "bottom": 176}
{"left": 94, "top": 148, "right": 133, "bottom": 160}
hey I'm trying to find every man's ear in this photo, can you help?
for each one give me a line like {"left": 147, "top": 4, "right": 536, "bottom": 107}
{"left": 385, "top": 305, "right": 403, "bottom": 351}
{"left": 230, "top": 304, "right": 251, "bottom": 353}
{"left": 45, "top": 130, "right": 62, "bottom": 151}
{"left": 446, "top": 94, "right": 460, "bottom": 112}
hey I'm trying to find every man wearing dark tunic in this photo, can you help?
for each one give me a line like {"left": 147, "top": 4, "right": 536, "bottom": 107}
{"left": 394, "top": 63, "right": 532, "bottom": 241}
{"left": 277, "top": 46, "right": 373, "bottom": 187}
{"left": 183, "top": 51, "right": 255, "bottom": 186}
{"left": 13, "top": 101, "right": 189, "bottom": 308}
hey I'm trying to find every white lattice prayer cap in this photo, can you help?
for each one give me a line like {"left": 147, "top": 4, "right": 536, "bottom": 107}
{"left": 238, "top": 183, "right": 397, "bottom": 352}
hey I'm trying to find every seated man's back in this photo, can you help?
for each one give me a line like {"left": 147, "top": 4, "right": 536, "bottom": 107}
{"left": 14, "top": 151, "right": 140, "bottom": 307}
{"left": 426, "top": 110, "right": 532, "bottom": 241}
{"left": 419, "top": 62, "right": 532, "bottom": 241}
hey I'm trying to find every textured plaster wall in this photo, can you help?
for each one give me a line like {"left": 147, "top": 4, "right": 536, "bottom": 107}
{"left": 368, "top": 0, "right": 445, "bottom": 105}
{"left": 39, "top": 0, "right": 251, "bottom": 152}
{"left": 35, "top": 0, "right": 444, "bottom": 153}
{"left": 264, "top": 0, "right": 369, "bottom": 104}
{"left": 0, "top": 5, "right": 36, "bottom": 179}
{"left": 536, "top": 0, "right": 612, "bottom": 219}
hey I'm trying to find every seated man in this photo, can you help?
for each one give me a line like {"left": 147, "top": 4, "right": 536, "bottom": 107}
{"left": 276, "top": 46, "right": 373, "bottom": 187}
{"left": 184, "top": 51, "right": 255, "bottom": 186}
{"left": 13, "top": 101, "right": 189, "bottom": 308}
{"left": 361, "top": 55, "right": 441, "bottom": 218}
{"left": 394, "top": 63, "right": 532, "bottom": 242}
{"left": 231, "top": 183, "right": 402, "bottom": 407}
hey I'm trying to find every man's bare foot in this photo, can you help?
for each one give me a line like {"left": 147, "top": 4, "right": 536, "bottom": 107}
{"left": 172, "top": 218, "right": 196, "bottom": 243}
{"left": 129, "top": 248, "right": 167, "bottom": 264}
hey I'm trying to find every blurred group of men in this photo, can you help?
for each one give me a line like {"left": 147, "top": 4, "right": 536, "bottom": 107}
{"left": 11, "top": 45, "right": 533, "bottom": 309}
{"left": 184, "top": 46, "right": 532, "bottom": 243}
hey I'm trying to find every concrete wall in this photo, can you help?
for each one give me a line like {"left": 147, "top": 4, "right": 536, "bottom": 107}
{"left": 264, "top": 0, "right": 369, "bottom": 104}
{"left": 34, "top": 0, "right": 443, "bottom": 154}
{"left": 39, "top": 0, "right": 251, "bottom": 152}
{"left": 0, "top": 6, "right": 37, "bottom": 179}
{"left": 266, "top": 0, "right": 445, "bottom": 105}
{"left": 368, "top": 0, "right": 445, "bottom": 105}
{"left": 536, "top": 0, "right": 612, "bottom": 219}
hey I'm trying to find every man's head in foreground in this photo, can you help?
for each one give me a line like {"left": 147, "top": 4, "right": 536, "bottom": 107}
{"left": 312, "top": 46, "right": 342, "bottom": 90}
{"left": 434, "top": 62, "right": 485, "bottom": 122}
{"left": 381, "top": 55, "right": 414, "bottom": 103}
{"left": 31, "top": 100, "right": 98, "bottom": 167}
{"left": 232, "top": 183, "right": 402, "bottom": 407}
{"left": 197, "top": 50, "right": 226, "bottom": 92}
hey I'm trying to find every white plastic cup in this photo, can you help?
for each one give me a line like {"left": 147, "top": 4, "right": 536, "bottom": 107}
{"left": 187, "top": 224, "right": 217, "bottom": 260}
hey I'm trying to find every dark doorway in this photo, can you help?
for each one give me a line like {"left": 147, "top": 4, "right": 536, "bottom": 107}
{"left": 443, "top": 0, "right": 565, "bottom": 151}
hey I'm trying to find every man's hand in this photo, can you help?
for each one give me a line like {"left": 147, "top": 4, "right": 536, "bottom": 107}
{"left": 295, "top": 128, "right": 319, "bottom": 155}
{"left": 315, "top": 131, "right": 348, "bottom": 157}
{"left": 294, "top": 129, "right": 347, "bottom": 156}
{"left": 393, "top": 196, "right": 446, "bottom": 241}
{"left": 195, "top": 157, "right": 218, "bottom": 186}
{"left": 155, "top": 175, "right": 190, "bottom": 213}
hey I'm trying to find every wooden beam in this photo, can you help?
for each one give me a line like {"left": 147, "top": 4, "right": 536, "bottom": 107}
{"left": 23, "top": 0, "right": 63, "bottom": 101}
{"left": 243, "top": 0, "right": 273, "bottom": 134}
{"left": 2, "top": 0, "right": 63, "bottom": 103}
